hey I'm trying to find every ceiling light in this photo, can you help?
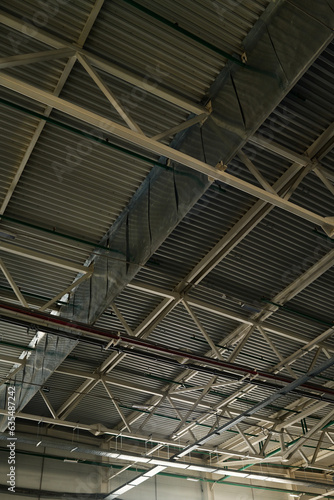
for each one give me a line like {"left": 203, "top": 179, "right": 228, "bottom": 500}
{"left": 214, "top": 470, "right": 248, "bottom": 478}
{"left": 149, "top": 459, "right": 170, "bottom": 466}
{"left": 129, "top": 476, "right": 149, "bottom": 486}
{"left": 149, "top": 459, "right": 188, "bottom": 469}
{"left": 188, "top": 465, "right": 217, "bottom": 473}
{"left": 112, "top": 484, "right": 134, "bottom": 495}
{"left": 187, "top": 478, "right": 199, "bottom": 482}
{"left": 118, "top": 454, "right": 150, "bottom": 463}
{"left": 36, "top": 441, "right": 42, "bottom": 447}
{"left": 175, "top": 445, "right": 198, "bottom": 458}
{"left": 64, "top": 459, "right": 78, "bottom": 463}
{"left": 166, "top": 462, "right": 189, "bottom": 469}
{"left": 143, "top": 466, "right": 166, "bottom": 477}
{"left": 247, "top": 474, "right": 270, "bottom": 481}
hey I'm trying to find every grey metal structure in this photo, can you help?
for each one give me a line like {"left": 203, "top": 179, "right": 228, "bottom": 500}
{"left": 0, "top": 0, "right": 334, "bottom": 498}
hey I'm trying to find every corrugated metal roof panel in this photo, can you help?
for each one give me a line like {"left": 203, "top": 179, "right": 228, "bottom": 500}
{"left": 85, "top": 0, "right": 270, "bottom": 101}
{"left": 1, "top": 0, "right": 95, "bottom": 43}
{"left": 5, "top": 122, "right": 153, "bottom": 243}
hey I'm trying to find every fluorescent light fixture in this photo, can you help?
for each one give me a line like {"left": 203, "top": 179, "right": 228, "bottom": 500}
{"left": 118, "top": 454, "right": 150, "bottom": 463}
{"left": 107, "top": 453, "right": 120, "bottom": 459}
{"left": 70, "top": 447, "right": 78, "bottom": 452}
{"left": 144, "top": 466, "right": 166, "bottom": 477}
{"left": 64, "top": 459, "right": 78, "bottom": 463}
{"left": 247, "top": 474, "right": 270, "bottom": 481}
{"left": 188, "top": 465, "right": 217, "bottom": 473}
{"left": 36, "top": 441, "right": 42, "bottom": 447}
{"left": 113, "top": 484, "right": 134, "bottom": 495}
{"left": 214, "top": 470, "right": 248, "bottom": 478}
{"left": 187, "top": 478, "right": 199, "bottom": 482}
{"left": 166, "top": 462, "right": 189, "bottom": 469}
{"left": 289, "top": 495, "right": 300, "bottom": 498}
{"left": 268, "top": 476, "right": 293, "bottom": 484}
{"left": 149, "top": 459, "right": 170, "bottom": 466}
{"left": 149, "top": 459, "right": 188, "bottom": 469}
{"left": 175, "top": 445, "right": 198, "bottom": 458}
{"left": 130, "top": 476, "right": 149, "bottom": 486}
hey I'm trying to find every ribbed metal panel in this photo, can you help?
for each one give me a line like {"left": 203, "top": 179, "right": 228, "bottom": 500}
{"left": 114, "top": 287, "right": 164, "bottom": 331}
{"left": 59, "top": 60, "right": 189, "bottom": 139}
{"left": 1, "top": 0, "right": 95, "bottom": 43}
{"left": 66, "top": 383, "right": 144, "bottom": 428}
{"left": 5, "top": 122, "right": 153, "bottom": 242}
{"left": 23, "top": 371, "right": 91, "bottom": 418}
{"left": 85, "top": 0, "right": 270, "bottom": 102}
{"left": 0, "top": 250, "right": 77, "bottom": 299}
{"left": 116, "top": 352, "right": 183, "bottom": 382}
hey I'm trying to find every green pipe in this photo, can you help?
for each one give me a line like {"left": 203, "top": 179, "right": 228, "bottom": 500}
{"left": 227, "top": 418, "right": 334, "bottom": 478}
{"left": 2, "top": 447, "right": 333, "bottom": 498}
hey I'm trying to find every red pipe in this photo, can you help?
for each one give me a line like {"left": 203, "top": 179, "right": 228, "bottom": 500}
{"left": 1, "top": 302, "right": 333, "bottom": 397}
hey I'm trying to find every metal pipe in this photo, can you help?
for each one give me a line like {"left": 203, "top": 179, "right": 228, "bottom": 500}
{"left": 1, "top": 303, "right": 334, "bottom": 404}
{"left": 172, "top": 352, "right": 334, "bottom": 459}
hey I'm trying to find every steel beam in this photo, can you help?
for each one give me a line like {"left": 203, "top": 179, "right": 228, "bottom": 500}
{"left": 0, "top": 257, "right": 28, "bottom": 307}
{"left": 151, "top": 112, "right": 209, "bottom": 141}
{"left": 237, "top": 150, "right": 277, "bottom": 194}
{"left": 53, "top": 367, "right": 278, "bottom": 425}
{"left": 0, "top": 241, "right": 93, "bottom": 274}
{"left": 283, "top": 409, "right": 334, "bottom": 460}
{"left": 39, "top": 273, "right": 92, "bottom": 312}
{"left": 172, "top": 353, "right": 334, "bottom": 459}
{"left": 1, "top": 72, "right": 333, "bottom": 234}
{"left": 0, "top": 11, "right": 207, "bottom": 115}
{"left": 0, "top": 355, "right": 23, "bottom": 365}
{"left": 249, "top": 135, "right": 310, "bottom": 165}
{"left": 77, "top": 53, "right": 144, "bottom": 134}
{"left": 0, "top": 408, "right": 267, "bottom": 459}
{"left": 0, "top": 48, "right": 75, "bottom": 69}
{"left": 0, "top": 0, "right": 106, "bottom": 216}
{"left": 0, "top": 56, "right": 77, "bottom": 215}
{"left": 39, "top": 389, "right": 57, "bottom": 419}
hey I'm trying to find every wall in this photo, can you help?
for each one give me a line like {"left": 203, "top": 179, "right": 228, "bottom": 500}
{"left": 0, "top": 450, "right": 294, "bottom": 500}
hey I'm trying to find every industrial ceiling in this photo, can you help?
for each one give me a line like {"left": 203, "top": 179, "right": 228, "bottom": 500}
{"left": 0, "top": 0, "right": 334, "bottom": 499}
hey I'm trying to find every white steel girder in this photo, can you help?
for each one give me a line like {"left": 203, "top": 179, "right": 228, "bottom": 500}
{"left": 0, "top": 48, "right": 76, "bottom": 69}
{"left": 0, "top": 0, "right": 106, "bottom": 216}
{"left": 0, "top": 240, "right": 93, "bottom": 274}
{"left": 0, "top": 10, "right": 207, "bottom": 116}
{"left": 52, "top": 239, "right": 334, "bottom": 435}
{"left": 0, "top": 408, "right": 268, "bottom": 460}
{"left": 0, "top": 72, "right": 333, "bottom": 235}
